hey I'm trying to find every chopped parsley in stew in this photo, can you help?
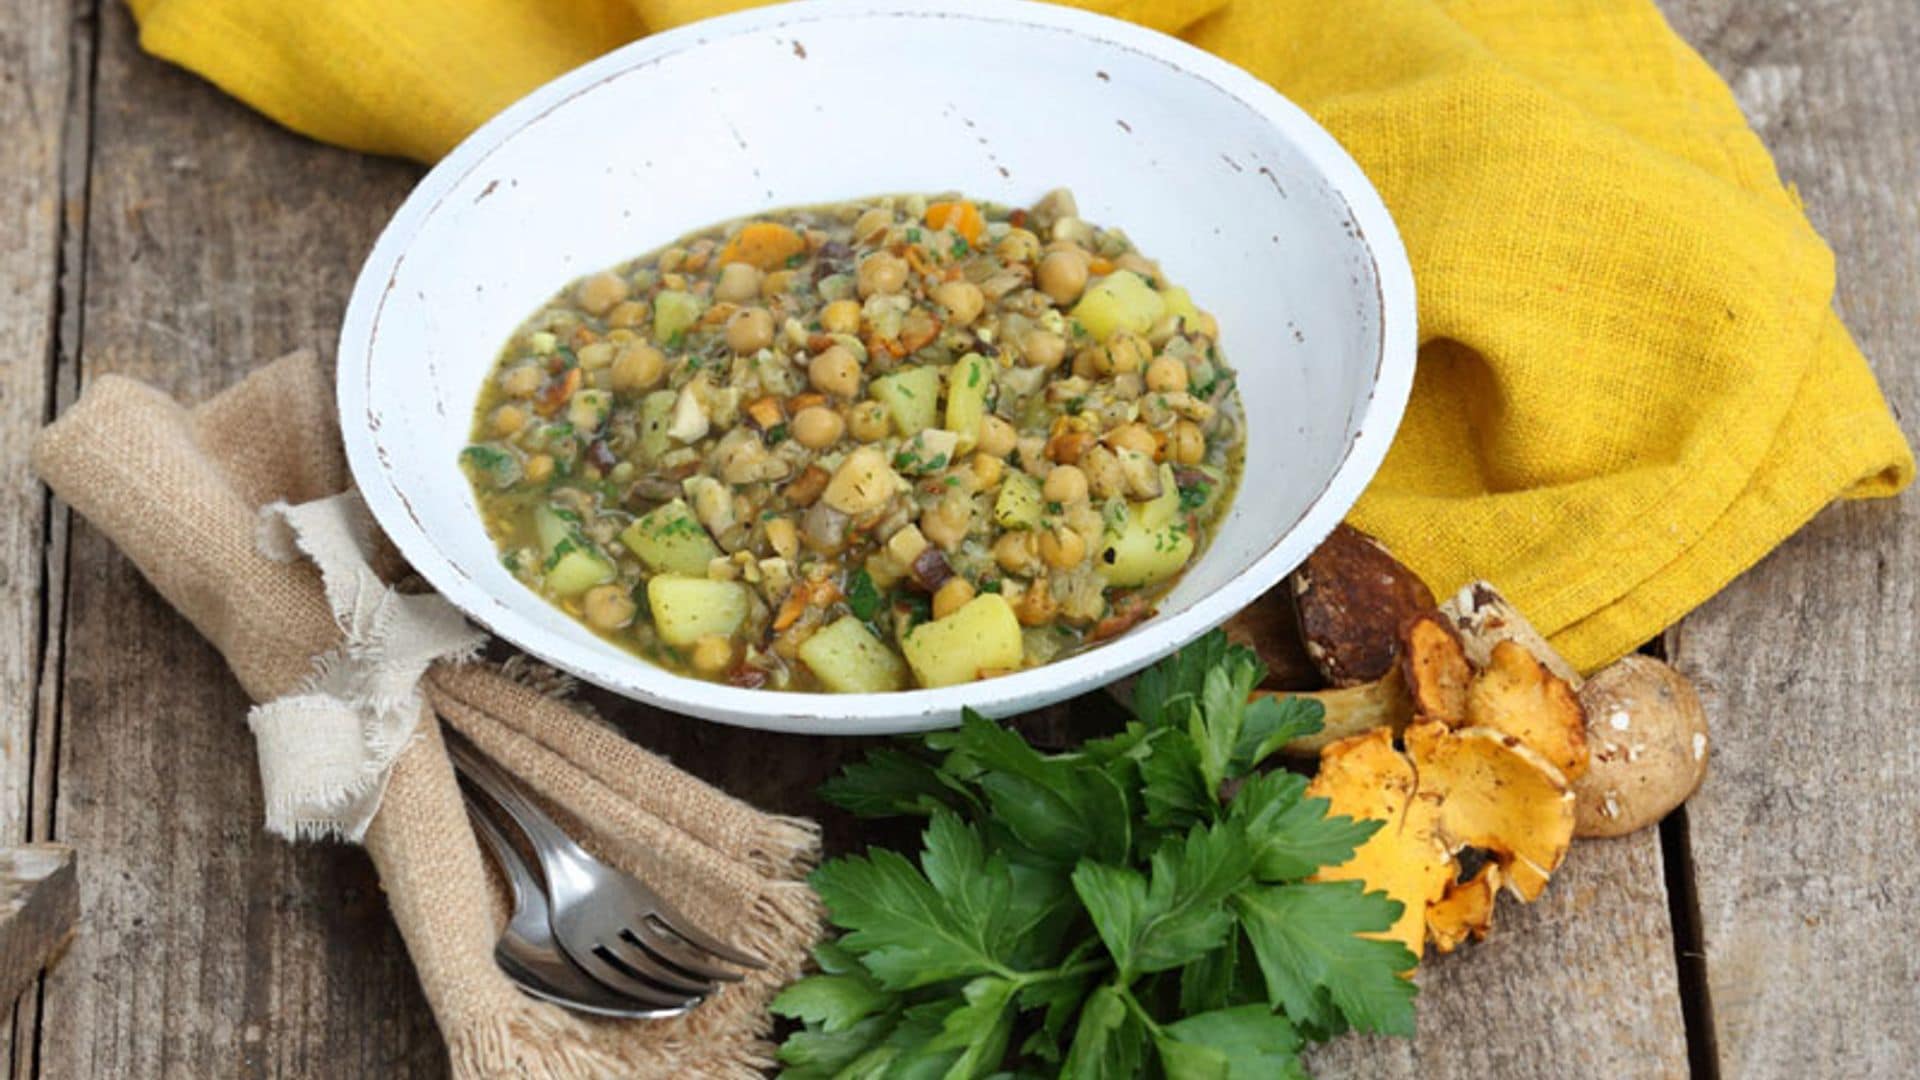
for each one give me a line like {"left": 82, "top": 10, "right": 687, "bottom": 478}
{"left": 463, "top": 189, "right": 1244, "bottom": 692}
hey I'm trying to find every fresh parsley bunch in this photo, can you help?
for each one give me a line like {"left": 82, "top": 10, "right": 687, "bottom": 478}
{"left": 772, "top": 631, "right": 1417, "bottom": 1078}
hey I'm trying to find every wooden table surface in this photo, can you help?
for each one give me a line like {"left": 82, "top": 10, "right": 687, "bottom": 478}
{"left": 3, "top": 1, "right": 1915, "bottom": 1076}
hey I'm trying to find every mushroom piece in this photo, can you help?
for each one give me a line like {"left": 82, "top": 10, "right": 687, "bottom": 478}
{"left": 1304, "top": 728, "right": 1451, "bottom": 962}
{"left": 1306, "top": 716, "right": 1576, "bottom": 962}
{"left": 1400, "top": 611, "right": 1473, "bottom": 725}
{"left": 1426, "top": 864, "right": 1500, "bottom": 955}
{"left": 1463, "top": 640, "right": 1590, "bottom": 782}
{"left": 1571, "top": 655, "right": 1710, "bottom": 838}
{"left": 1441, "top": 580, "right": 1582, "bottom": 688}
{"left": 1259, "top": 669, "right": 1412, "bottom": 757}
{"left": 1293, "top": 523, "right": 1437, "bottom": 687}
{"left": 1219, "top": 584, "right": 1324, "bottom": 691}
{"left": 1407, "top": 720, "right": 1575, "bottom": 902}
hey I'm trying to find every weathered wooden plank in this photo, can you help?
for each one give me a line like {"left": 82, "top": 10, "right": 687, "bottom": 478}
{"left": 1660, "top": 1, "right": 1920, "bottom": 1076}
{"left": 1306, "top": 835, "right": 1687, "bottom": 1078}
{"left": 0, "top": 0, "right": 88, "bottom": 1074}
{"left": 0, "top": 846, "right": 77, "bottom": 1011}
{"left": 37, "top": 4, "right": 439, "bottom": 1077}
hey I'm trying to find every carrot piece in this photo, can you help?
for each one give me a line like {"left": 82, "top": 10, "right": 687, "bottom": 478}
{"left": 1087, "top": 255, "right": 1116, "bottom": 276}
{"left": 772, "top": 587, "right": 810, "bottom": 631}
{"left": 718, "top": 222, "right": 806, "bottom": 271}
{"left": 787, "top": 391, "right": 828, "bottom": 413}
{"left": 925, "top": 201, "right": 985, "bottom": 246}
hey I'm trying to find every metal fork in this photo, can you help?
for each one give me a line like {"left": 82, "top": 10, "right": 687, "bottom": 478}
{"left": 445, "top": 731, "right": 764, "bottom": 1005}
{"left": 464, "top": 797, "right": 694, "bottom": 1016}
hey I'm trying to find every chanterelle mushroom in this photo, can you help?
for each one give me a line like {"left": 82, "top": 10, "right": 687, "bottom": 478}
{"left": 1304, "top": 728, "right": 1450, "bottom": 960}
{"left": 1308, "top": 717, "right": 1576, "bottom": 961}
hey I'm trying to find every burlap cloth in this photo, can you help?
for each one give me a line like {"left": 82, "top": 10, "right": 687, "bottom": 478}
{"left": 30, "top": 350, "right": 823, "bottom": 1078}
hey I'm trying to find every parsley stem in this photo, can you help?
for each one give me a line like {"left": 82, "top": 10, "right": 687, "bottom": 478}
{"left": 1116, "top": 982, "right": 1166, "bottom": 1036}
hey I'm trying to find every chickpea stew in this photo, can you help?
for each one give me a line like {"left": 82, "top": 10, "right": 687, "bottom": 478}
{"left": 462, "top": 189, "right": 1244, "bottom": 693}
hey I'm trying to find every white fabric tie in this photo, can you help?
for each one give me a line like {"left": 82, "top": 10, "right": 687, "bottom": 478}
{"left": 248, "top": 493, "right": 484, "bottom": 842}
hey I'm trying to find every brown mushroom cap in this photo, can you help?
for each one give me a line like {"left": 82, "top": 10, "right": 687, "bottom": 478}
{"left": 1292, "top": 523, "right": 1436, "bottom": 687}
{"left": 1572, "top": 655, "right": 1710, "bottom": 838}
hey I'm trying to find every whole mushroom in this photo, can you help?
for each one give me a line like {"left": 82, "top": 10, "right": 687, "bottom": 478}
{"left": 1571, "top": 655, "right": 1710, "bottom": 837}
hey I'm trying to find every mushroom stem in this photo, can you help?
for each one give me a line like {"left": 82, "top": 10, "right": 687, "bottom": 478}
{"left": 1260, "top": 668, "right": 1413, "bottom": 756}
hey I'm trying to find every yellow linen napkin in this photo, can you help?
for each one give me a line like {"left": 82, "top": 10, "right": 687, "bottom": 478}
{"left": 127, "top": 0, "right": 1912, "bottom": 671}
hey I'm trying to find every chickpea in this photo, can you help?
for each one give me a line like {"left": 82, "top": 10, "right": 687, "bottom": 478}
{"left": 921, "top": 496, "right": 973, "bottom": 550}
{"left": 605, "top": 299, "right": 651, "bottom": 329}
{"left": 1192, "top": 311, "right": 1220, "bottom": 339}
{"left": 582, "top": 584, "right": 637, "bottom": 630}
{"left": 499, "top": 363, "right": 544, "bottom": 398}
{"left": 690, "top": 634, "right": 735, "bottom": 676}
{"left": 849, "top": 400, "right": 892, "bottom": 442}
{"left": 761, "top": 270, "right": 796, "bottom": 300}
{"left": 857, "top": 252, "right": 909, "bottom": 298}
{"left": 1071, "top": 346, "right": 1106, "bottom": 380}
{"left": 1171, "top": 420, "right": 1206, "bottom": 465}
{"left": 524, "top": 453, "right": 555, "bottom": 483}
{"left": 978, "top": 415, "right": 1018, "bottom": 457}
{"left": 491, "top": 404, "right": 527, "bottom": 437}
{"left": 1021, "top": 329, "right": 1066, "bottom": 370}
{"left": 820, "top": 299, "right": 863, "bottom": 335}
{"left": 993, "top": 532, "right": 1040, "bottom": 576}
{"left": 808, "top": 345, "right": 863, "bottom": 399}
{"left": 791, "top": 405, "right": 846, "bottom": 450}
{"left": 1116, "top": 252, "right": 1161, "bottom": 278}
{"left": 852, "top": 207, "right": 893, "bottom": 243}
{"left": 933, "top": 577, "right": 977, "bottom": 620}
{"left": 725, "top": 307, "right": 775, "bottom": 354}
{"left": 574, "top": 271, "right": 630, "bottom": 316}
{"left": 996, "top": 227, "right": 1041, "bottom": 264}
{"left": 1040, "top": 526, "right": 1087, "bottom": 570}
{"left": 576, "top": 341, "right": 615, "bottom": 370}
{"left": 1106, "top": 423, "right": 1157, "bottom": 457}
{"left": 932, "top": 281, "right": 985, "bottom": 327}
{"left": 714, "top": 261, "right": 764, "bottom": 304}
{"left": 610, "top": 344, "right": 666, "bottom": 393}
{"left": 1015, "top": 581, "right": 1058, "bottom": 626}
{"left": 970, "top": 451, "right": 1004, "bottom": 489}
{"left": 1106, "top": 332, "right": 1150, "bottom": 375}
{"left": 1042, "top": 464, "right": 1089, "bottom": 504}
{"left": 1037, "top": 250, "right": 1089, "bottom": 305}
{"left": 1146, "top": 355, "right": 1190, "bottom": 393}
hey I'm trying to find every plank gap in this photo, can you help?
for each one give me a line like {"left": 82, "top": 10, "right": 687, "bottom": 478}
{"left": 1659, "top": 807, "right": 1719, "bottom": 1080}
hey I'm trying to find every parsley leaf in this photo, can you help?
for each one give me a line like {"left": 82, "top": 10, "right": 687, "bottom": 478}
{"left": 938, "top": 712, "right": 1130, "bottom": 865}
{"left": 1156, "top": 1005, "right": 1307, "bottom": 1079}
{"left": 808, "top": 841, "right": 1008, "bottom": 991}
{"left": 1234, "top": 881, "right": 1419, "bottom": 1037}
{"left": 1072, "top": 821, "right": 1251, "bottom": 978}
{"left": 770, "top": 969, "right": 892, "bottom": 1033}
{"left": 1231, "top": 770, "right": 1380, "bottom": 882}
{"left": 844, "top": 568, "right": 884, "bottom": 621}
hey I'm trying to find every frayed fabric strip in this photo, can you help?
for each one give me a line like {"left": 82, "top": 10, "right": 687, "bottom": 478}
{"left": 248, "top": 492, "right": 485, "bottom": 842}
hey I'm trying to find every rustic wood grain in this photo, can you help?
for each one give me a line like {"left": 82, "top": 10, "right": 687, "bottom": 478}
{"left": 0, "top": 847, "right": 76, "bottom": 1012}
{"left": 5, "top": 0, "right": 1912, "bottom": 1076}
{"left": 1658, "top": 1, "right": 1920, "bottom": 1076}
{"left": 0, "top": 0, "right": 88, "bottom": 1075}
{"left": 1307, "top": 834, "right": 1688, "bottom": 1078}
{"left": 34, "top": 4, "right": 438, "bottom": 1077}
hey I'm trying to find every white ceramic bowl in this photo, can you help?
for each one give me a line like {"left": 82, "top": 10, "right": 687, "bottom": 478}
{"left": 339, "top": 0, "right": 1415, "bottom": 735}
